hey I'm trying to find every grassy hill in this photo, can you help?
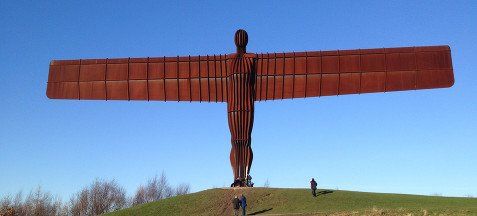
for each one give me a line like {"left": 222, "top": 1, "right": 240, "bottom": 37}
{"left": 106, "top": 188, "right": 477, "bottom": 216}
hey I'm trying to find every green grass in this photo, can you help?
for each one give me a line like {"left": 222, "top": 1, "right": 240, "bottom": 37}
{"left": 105, "top": 188, "right": 477, "bottom": 216}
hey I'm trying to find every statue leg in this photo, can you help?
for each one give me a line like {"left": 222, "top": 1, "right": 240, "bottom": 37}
{"left": 246, "top": 144, "right": 253, "bottom": 175}
{"left": 230, "top": 145, "right": 238, "bottom": 179}
{"left": 228, "top": 105, "right": 254, "bottom": 185}
{"left": 230, "top": 139, "right": 253, "bottom": 184}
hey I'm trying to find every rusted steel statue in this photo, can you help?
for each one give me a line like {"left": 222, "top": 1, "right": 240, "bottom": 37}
{"left": 46, "top": 29, "right": 454, "bottom": 186}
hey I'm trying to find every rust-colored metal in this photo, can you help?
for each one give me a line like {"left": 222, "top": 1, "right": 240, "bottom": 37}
{"left": 46, "top": 29, "right": 455, "bottom": 185}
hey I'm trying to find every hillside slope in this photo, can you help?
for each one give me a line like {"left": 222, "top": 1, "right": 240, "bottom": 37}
{"left": 106, "top": 188, "right": 477, "bottom": 216}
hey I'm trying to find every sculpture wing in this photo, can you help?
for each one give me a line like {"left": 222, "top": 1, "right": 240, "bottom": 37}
{"left": 47, "top": 55, "right": 229, "bottom": 102}
{"left": 254, "top": 46, "right": 454, "bottom": 101}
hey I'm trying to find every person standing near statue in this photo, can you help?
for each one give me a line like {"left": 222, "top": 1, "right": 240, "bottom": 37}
{"left": 232, "top": 196, "right": 241, "bottom": 216}
{"left": 246, "top": 174, "right": 253, "bottom": 187}
{"left": 310, "top": 178, "right": 318, "bottom": 197}
{"left": 240, "top": 194, "right": 247, "bottom": 216}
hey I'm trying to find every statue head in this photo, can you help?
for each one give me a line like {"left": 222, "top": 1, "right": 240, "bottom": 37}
{"left": 234, "top": 29, "right": 248, "bottom": 54}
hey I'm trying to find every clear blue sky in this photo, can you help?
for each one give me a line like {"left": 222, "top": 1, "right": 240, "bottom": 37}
{"left": 1, "top": 1, "right": 476, "bottom": 199}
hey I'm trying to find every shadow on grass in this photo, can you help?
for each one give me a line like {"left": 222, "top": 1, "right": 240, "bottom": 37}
{"left": 248, "top": 207, "right": 273, "bottom": 215}
{"left": 317, "top": 190, "right": 333, "bottom": 196}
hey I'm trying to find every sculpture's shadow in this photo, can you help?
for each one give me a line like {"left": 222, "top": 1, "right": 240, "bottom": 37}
{"left": 248, "top": 207, "right": 273, "bottom": 215}
{"left": 316, "top": 190, "right": 333, "bottom": 196}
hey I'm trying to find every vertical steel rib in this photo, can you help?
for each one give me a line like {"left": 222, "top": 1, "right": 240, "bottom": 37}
{"left": 146, "top": 57, "right": 150, "bottom": 101}
{"left": 282, "top": 52, "right": 285, "bottom": 99}
{"left": 198, "top": 55, "right": 202, "bottom": 102}
{"left": 105, "top": 58, "right": 108, "bottom": 100}
{"left": 214, "top": 55, "right": 218, "bottom": 102}
{"left": 384, "top": 48, "right": 388, "bottom": 92}
{"left": 127, "top": 57, "right": 131, "bottom": 101}
{"left": 176, "top": 55, "right": 180, "bottom": 101}
{"left": 206, "top": 55, "right": 210, "bottom": 102}
{"left": 188, "top": 55, "right": 192, "bottom": 102}
{"left": 292, "top": 52, "right": 296, "bottom": 99}
{"left": 358, "top": 50, "right": 362, "bottom": 94}
{"left": 162, "top": 56, "right": 166, "bottom": 101}
{"left": 304, "top": 52, "right": 308, "bottom": 98}
{"left": 337, "top": 50, "right": 341, "bottom": 95}
{"left": 413, "top": 47, "right": 419, "bottom": 89}
{"left": 78, "top": 59, "right": 82, "bottom": 100}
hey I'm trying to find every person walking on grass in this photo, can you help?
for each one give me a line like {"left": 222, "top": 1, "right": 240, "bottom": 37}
{"left": 240, "top": 194, "right": 247, "bottom": 216}
{"left": 310, "top": 178, "right": 318, "bottom": 197}
{"left": 233, "top": 195, "right": 241, "bottom": 216}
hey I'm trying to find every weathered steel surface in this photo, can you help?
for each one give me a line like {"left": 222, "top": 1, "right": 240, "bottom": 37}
{"left": 46, "top": 29, "right": 455, "bottom": 184}
{"left": 254, "top": 46, "right": 453, "bottom": 100}
{"left": 228, "top": 30, "right": 255, "bottom": 180}
{"left": 47, "top": 56, "right": 229, "bottom": 102}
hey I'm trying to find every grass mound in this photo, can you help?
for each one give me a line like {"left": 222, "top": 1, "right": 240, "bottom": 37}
{"left": 106, "top": 188, "right": 477, "bottom": 215}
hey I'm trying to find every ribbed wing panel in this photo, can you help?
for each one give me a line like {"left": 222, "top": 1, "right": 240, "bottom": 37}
{"left": 47, "top": 55, "right": 229, "bottom": 102}
{"left": 254, "top": 46, "right": 454, "bottom": 101}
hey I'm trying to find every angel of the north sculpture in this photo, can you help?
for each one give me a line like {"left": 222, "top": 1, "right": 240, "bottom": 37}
{"left": 46, "top": 29, "right": 454, "bottom": 185}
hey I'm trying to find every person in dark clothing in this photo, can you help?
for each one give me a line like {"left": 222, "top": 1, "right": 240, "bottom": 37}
{"left": 240, "top": 194, "right": 247, "bottom": 216}
{"left": 246, "top": 174, "right": 253, "bottom": 187}
{"left": 310, "top": 178, "right": 318, "bottom": 197}
{"left": 231, "top": 178, "right": 241, "bottom": 187}
{"left": 232, "top": 196, "right": 241, "bottom": 216}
